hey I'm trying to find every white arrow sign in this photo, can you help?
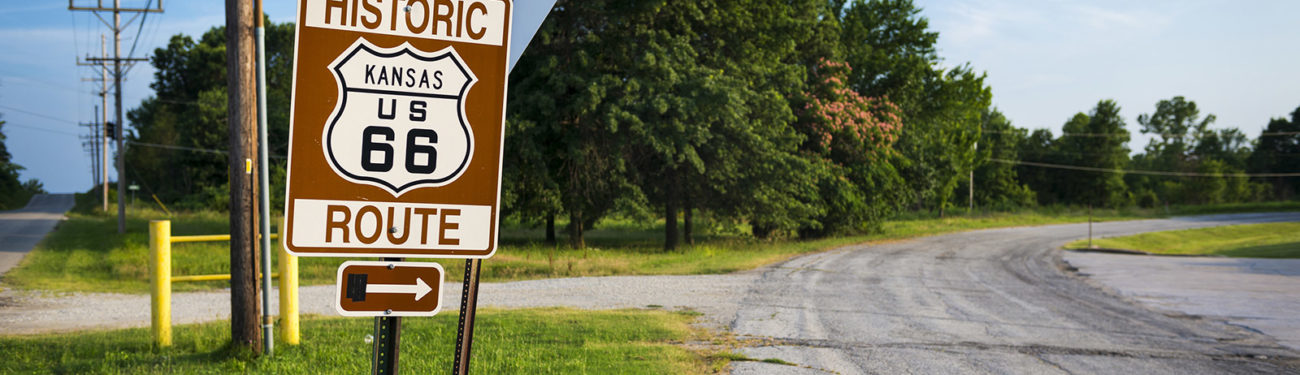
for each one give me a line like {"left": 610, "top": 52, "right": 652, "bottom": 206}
{"left": 367, "top": 277, "right": 434, "bottom": 301}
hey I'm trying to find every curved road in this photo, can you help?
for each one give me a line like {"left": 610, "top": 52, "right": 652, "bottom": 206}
{"left": 730, "top": 212, "right": 1300, "bottom": 374}
{"left": 0, "top": 194, "right": 74, "bottom": 276}
{"left": 1, "top": 206, "right": 1297, "bottom": 374}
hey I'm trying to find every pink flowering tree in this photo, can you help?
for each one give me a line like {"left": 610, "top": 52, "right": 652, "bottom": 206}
{"left": 796, "top": 59, "right": 903, "bottom": 164}
{"left": 791, "top": 59, "right": 907, "bottom": 237}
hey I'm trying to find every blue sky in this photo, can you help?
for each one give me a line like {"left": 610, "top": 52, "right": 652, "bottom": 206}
{"left": 1, "top": 1, "right": 1298, "bottom": 193}
{"left": 918, "top": 0, "right": 1300, "bottom": 143}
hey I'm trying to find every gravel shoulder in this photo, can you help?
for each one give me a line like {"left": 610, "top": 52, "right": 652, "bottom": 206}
{"left": 0, "top": 271, "right": 760, "bottom": 335}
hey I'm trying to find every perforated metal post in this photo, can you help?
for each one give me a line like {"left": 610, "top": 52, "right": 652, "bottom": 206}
{"left": 453, "top": 259, "right": 483, "bottom": 375}
{"left": 372, "top": 257, "right": 403, "bottom": 374}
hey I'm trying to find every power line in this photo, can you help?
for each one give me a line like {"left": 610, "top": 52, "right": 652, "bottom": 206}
{"left": 128, "top": 140, "right": 287, "bottom": 159}
{"left": 0, "top": 104, "right": 286, "bottom": 158}
{"left": 991, "top": 158, "right": 1300, "bottom": 178}
{"left": 125, "top": 0, "right": 154, "bottom": 62}
{"left": 0, "top": 104, "right": 80, "bottom": 127}
{"left": 983, "top": 130, "right": 1299, "bottom": 138}
{"left": 0, "top": 122, "right": 81, "bottom": 137}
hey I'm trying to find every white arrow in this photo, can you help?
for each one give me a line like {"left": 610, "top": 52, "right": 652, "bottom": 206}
{"left": 366, "top": 277, "right": 433, "bottom": 301}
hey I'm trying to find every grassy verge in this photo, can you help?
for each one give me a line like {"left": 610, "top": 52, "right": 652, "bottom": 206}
{"left": 0, "top": 308, "right": 725, "bottom": 374}
{"left": 7, "top": 202, "right": 1299, "bottom": 293}
{"left": 1065, "top": 222, "right": 1300, "bottom": 258}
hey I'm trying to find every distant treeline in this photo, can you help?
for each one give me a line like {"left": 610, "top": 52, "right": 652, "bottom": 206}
{"left": 120, "top": 1, "right": 1299, "bottom": 249}
{"left": 0, "top": 120, "right": 47, "bottom": 209}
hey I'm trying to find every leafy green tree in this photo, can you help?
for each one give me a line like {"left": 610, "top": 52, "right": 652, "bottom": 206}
{"left": 1248, "top": 106, "right": 1300, "bottom": 199}
{"left": 1017, "top": 128, "right": 1063, "bottom": 205}
{"left": 839, "top": 0, "right": 990, "bottom": 216}
{"left": 507, "top": 1, "right": 655, "bottom": 248}
{"left": 1194, "top": 128, "right": 1251, "bottom": 169}
{"left": 509, "top": 0, "right": 842, "bottom": 248}
{"left": 1131, "top": 96, "right": 1264, "bottom": 204}
{"left": 0, "top": 118, "right": 46, "bottom": 209}
{"left": 1137, "top": 96, "right": 1215, "bottom": 168}
{"left": 1056, "top": 100, "right": 1131, "bottom": 207}
{"left": 970, "top": 109, "right": 1034, "bottom": 209}
{"left": 125, "top": 19, "right": 294, "bottom": 210}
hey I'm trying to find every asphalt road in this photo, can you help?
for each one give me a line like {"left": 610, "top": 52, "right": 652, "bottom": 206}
{"left": 730, "top": 212, "right": 1300, "bottom": 374}
{"left": 0, "top": 194, "right": 74, "bottom": 276}
{"left": 2, "top": 207, "right": 1297, "bottom": 375}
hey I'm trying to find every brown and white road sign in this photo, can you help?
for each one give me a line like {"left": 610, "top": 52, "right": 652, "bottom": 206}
{"left": 336, "top": 260, "right": 444, "bottom": 317}
{"left": 283, "top": 0, "right": 513, "bottom": 258}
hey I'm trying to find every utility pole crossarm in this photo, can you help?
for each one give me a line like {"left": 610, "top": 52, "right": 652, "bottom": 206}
{"left": 68, "top": 6, "right": 162, "bottom": 13}
{"left": 68, "top": 0, "right": 164, "bottom": 13}
{"left": 83, "top": 57, "right": 149, "bottom": 63}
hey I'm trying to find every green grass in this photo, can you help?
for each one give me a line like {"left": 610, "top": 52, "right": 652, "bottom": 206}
{"left": 0, "top": 308, "right": 724, "bottom": 374}
{"left": 7, "top": 201, "right": 1300, "bottom": 293}
{"left": 1066, "top": 222, "right": 1300, "bottom": 258}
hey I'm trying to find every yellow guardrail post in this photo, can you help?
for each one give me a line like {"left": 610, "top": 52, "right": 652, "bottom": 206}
{"left": 149, "top": 220, "right": 173, "bottom": 347}
{"left": 278, "top": 244, "right": 300, "bottom": 345}
{"left": 149, "top": 224, "right": 296, "bottom": 346}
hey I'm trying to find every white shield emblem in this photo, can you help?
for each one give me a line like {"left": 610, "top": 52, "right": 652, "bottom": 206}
{"left": 323, "top": 38, "right": 477, "bottom": 196}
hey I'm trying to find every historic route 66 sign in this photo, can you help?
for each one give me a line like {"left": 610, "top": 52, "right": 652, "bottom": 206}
{"left": 325, "top": 39, "right": 477, "bottom": 195}
{"left": 284, "top": 0, "right": 511, "bottom": 259}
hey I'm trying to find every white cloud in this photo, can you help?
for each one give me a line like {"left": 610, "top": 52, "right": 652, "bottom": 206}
{"left": 1067, "top": 4, "right": 1171, "bottom": 33}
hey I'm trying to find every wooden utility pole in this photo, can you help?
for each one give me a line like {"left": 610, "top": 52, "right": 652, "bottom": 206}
{"left": 226, "top": 0, "right": 262, "bottom": 354}
{"left": 69, "top": 1, "right": 159, "bottom": 229}
{"left": 78, "top": 111, "right": 101, "bottom": 188}
{"left": 100, "top": 34, "right": 109, "bottom": 212}
{"left": 79, "top": 35, "right": 110, "bottom": 210}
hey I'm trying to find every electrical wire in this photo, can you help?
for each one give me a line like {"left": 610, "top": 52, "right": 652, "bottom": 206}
{"left": 124, "top": 0, "right": 154, "bottom": 61}
{"left": 1, "top": 122, "right": 81, "bottom": 137}
{"left": 992, "top": 158, "right": 1300, "bottom": 178}
{"left": 983, "top": 129, "right": 1299, "bottom": 138}
{"left": 128, "top": 141, "right": 287, "bottom": 159}
{"left": 0, "top": 105, "right": 81, "bottom": 128}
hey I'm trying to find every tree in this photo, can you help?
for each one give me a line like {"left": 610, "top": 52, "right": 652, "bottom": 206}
{"left": 508, "top": 0, "right": 839, "bottom": 248}
{"left": 1017, "top": 128, "right": 1063, "bottom": 205}
{"left": 970, "top": 109, "right": 1034, "bottom": 209}
{"left": 1131, "top": 96, "right": 1265, "bottom": 204}
{"left": 1055, "top": 100, "right": 1131, "bottom": 207}
{"left": 0, "top": 117, "right": 45, "bottom": 209}
{"left": 839, "top": 0, "right": 990, "bottom": 216}
{"left": 1248, "top": 106, "right": 1300, "bottom": 199}
{"left": 1137, "top": 96, "right": 1215, "bottom": 168}
{"left": 507, "top": 1, "right": 651, "bottom": 249}
{"left": 126, "top": 18, "right": 294, "bottom": 210}
{"left": 791, "top": 58, "right": 904, "bottom": 236}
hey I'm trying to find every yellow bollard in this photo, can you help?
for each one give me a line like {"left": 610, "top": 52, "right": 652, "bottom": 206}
{"left": 149, "top": 220, "right": 172, "bottom": 347}
{"left": 278, "top": 245, "right": 300, "bottom": 345}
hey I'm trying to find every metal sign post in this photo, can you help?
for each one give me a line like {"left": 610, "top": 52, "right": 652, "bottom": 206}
{"left": 452, "top": 259, "right": 483, "bottom": 375}
{"left": 370, "top": 258, "right": 404, "bottom": 375}
{"left": 372, "top": 315, "right": 401, "bottom": 374}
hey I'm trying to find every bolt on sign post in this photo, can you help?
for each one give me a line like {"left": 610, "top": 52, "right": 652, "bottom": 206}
{"left": 284, "top": 1, "right": 512, "bottom": 374}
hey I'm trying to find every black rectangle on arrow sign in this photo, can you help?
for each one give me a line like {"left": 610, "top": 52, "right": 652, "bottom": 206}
{"left": 346, "top": 273, "right": 368, "bottom": 302}
{"left": 335, "top": 260, "right": 444, "bottom": 317}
